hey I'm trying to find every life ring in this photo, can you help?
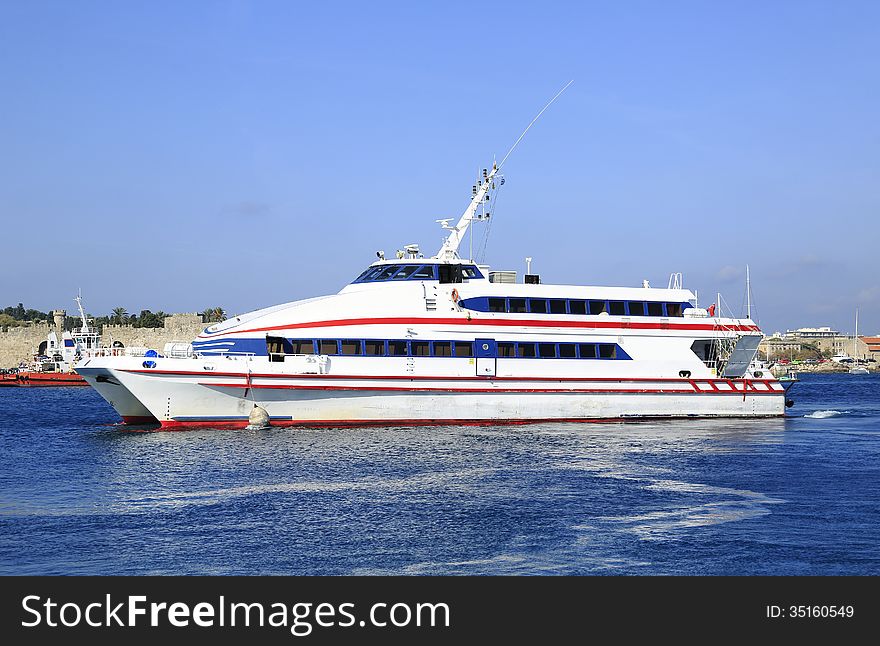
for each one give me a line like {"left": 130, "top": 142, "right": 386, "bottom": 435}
{"left": 451, "top": 288, "right": 460, "bottom": 303}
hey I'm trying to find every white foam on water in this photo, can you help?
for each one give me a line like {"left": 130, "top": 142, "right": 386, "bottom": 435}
{"left": 804, "top": 410, "right": 848, "bottom": 419}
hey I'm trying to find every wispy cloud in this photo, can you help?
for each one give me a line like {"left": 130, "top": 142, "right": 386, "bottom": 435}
{"left": 768, "top": 255, "right": 834, "bottom": 279}
{"left": 715, "top": 265, "right": 744, "bottom": 282}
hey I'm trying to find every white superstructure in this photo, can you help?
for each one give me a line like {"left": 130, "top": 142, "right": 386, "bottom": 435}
{"left": 76, "top": 158, "right": 785, "bottom": 428}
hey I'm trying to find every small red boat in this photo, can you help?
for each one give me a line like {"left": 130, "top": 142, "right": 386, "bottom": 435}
{"left": 4, "top": 371, "right": 89, "bottom": 386}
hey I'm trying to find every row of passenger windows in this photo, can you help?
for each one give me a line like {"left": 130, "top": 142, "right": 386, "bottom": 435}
{"left": 462, "top": 297, "right": 685, "bottom": 317}
{"left": 352, "top": 264, "right": 483, "bottom": 283}
{"left": 267, "top": 338, "right": 623, "bottom": 360}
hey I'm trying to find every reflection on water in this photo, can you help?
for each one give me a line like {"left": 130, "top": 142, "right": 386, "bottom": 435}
{"left": 1, "top": 379, "right": 878, "bottom": 575}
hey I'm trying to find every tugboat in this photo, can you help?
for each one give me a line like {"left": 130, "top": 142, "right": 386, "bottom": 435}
{"left": 6, "top": 294, "right": 99, "bottom": 386}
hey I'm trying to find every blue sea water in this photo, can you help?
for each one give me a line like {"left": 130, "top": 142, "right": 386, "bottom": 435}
{"left": 1, "top": 374, "right": 878, "bottom": 575}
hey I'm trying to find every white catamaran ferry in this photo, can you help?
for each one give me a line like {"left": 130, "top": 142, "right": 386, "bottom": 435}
{"left": 76, "top": 158, "right": 786, "bottom": 428}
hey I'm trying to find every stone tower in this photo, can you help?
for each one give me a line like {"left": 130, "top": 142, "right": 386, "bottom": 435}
{"left": 52, "top": 310, "right": 65, "bottom": 336}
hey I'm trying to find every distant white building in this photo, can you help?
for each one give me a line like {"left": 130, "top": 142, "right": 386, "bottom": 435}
{"left": 786, "top": 326, "right": 838, "bottom": 338}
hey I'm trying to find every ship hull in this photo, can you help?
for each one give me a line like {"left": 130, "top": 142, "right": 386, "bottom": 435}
{"left": 77, "top": 356, "right": 786, "bottom": 429}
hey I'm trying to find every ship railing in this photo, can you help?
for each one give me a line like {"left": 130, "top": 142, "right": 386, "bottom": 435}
{"left": 192, "top": 351, "right": 258, "bottom": 358}
{"left": 77, "top": 346, "right": 150, "bottom": 358}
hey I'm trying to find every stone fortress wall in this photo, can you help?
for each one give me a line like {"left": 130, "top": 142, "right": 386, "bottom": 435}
{"left": 0, "top": 314, "right": 205, "bottom": 368}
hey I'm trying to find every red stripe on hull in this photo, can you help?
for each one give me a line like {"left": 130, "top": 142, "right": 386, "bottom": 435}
{"left": 198, "top": 316, "right": 761, "bottom": 339}
{"left": 200, "top": 382, "right": 784, "bottom": 395}
{"left": 120, "top": 368, "right": 779, "bottom": 386}
{"left": 158, "top": 414, "right": 784, "bottom": 431}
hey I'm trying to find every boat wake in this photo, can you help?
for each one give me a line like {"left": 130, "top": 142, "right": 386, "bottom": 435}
{"left": 804, "top": 410, "right": 848, "bottom": 419}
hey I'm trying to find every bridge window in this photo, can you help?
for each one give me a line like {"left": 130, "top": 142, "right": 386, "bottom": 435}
{"left": 517, "top": 342, "right": 536, "bottom": 357}
{"left": 411, "top": 265, "right": 436, "bottom": 280}
{"left": 538, "top": 343, "right": 557, "bottom": 358}
{"left": 529, "top": 299, "right": 548, "bottom": 313}
{"left": 498, "top": 342, "right": 516, "bottom": 357}
{"left": 433, "top": 341, "right": 452, "bottom": 357}
{"left": 454, "top": 341, "right": 474, "bottom": 357}
{"left": 364, "top": 340, "right": 386, "bottom": 355}
{"left": 341, "top": 339, "right": 362, "bottom": 355}
{"left": 509, "top": 298, "right": 527, "bottom": 313}
{"left": 376, "top": 265, "right": 402, "bottom": 280}
{"left": 666, "top": 303, "right": 683, "bottom": 317}
{"left": 388, "top": 341, "right": 408, "bottom": 356}
{"left": 461, "top": 266, "right": 481, "bottom": 279}
{"left": 360, "top": 267, "right": 385, "bottom": 282}
{"left": 569, "top": 300, "right": 587, "bottom": 315}
{"left": 392, "top": 265, "right": 420, "bottom": 280}
{"left": 558, "top": 343, "right": 577, "bottom": 358}
{"left": 609, "top": 301, "right": 626, "bottom": 316}
{"left": 411, "top": 341, "right": 430, "bottom": 356}
{"left": 549, "top": 299, "right": 567, "bottom": 314}
{"left": 439, "top": 265, "right": 463, "bottom": 284}
{"left": 353, "top": 268, "right": 373, "bottom": 282}
{"left": 647, "top": 302, "right": 663, "bottom": 316}
{"left": 628, "top": 301, "right": 645, "bottom": 316}
{"left": 320, "top": 340, "right": 339, "bottom": 355}
{"left": 589, "top": 300, "right": 607, "bottom": 315}
{"left": 488, "top": 298, "right": 506, "bottom": 313}
{"left": 578, "top": 343, "right": 597, "bottom": 358}
{"left": 599, "top": 344, "right": 617, "bottom": 359}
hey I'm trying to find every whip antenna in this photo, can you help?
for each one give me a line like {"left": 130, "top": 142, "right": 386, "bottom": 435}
{"left": 435, "top": 80, "right": 574, "bottom": 259}
{"left": 498, "top": 79, "right": 573, "bottom": 170}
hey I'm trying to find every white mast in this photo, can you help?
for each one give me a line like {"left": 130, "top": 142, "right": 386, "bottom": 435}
{"left": 74, "top": 290, "right": 90, "bottom": 334}
{"left": 436, "top": 163, "right": 498, "bottom": 260}
{"left": 746, "top": 264, "right": 751, "bottom": 320}
{"left": 854, "top": 309, "right": 859, "bottom": 360}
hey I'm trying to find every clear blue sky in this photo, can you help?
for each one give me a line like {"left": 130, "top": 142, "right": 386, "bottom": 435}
{"left": 1, "top": 0, "right": 878, "bottom": 334}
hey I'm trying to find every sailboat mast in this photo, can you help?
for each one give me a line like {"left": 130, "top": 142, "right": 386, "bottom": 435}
{"left": 746, "top": 264, "right": 751, "bottom": 320}
{"left": 854, "top": 309, "right": 859, "bottom": 360}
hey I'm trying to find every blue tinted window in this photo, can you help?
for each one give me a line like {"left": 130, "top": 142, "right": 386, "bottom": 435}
{"left": 392, "top": 265, "right": 420, "bottom": 280}
{"left": 628, "top": 301, "right": 646, "bottom": 316}
{"left": 599, "top": 344, "right": 616, "bottom": 359}
{"left": 578, "top": 343, "right": 597, "bottom": 358}
{"left": 411, "top": 265, "right": 436, "bottom": 280}
{"left": 509, "top": 298, "right": 527, "bottom": 313}
{"left": 538, "top": 343, "right": 556, "bottom": 358}
{"left": 461, "top": 266, "right": 484, "bottom": 279}
{"left": 388, "top": 340, "right": 408, "bottom": 356}
{"left": 530, "top": 299, "right": 548, "bottom": 313}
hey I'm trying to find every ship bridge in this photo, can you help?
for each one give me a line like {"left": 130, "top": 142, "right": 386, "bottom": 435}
{"left": 350, "top": 262, "right": 485, "bottom": 285}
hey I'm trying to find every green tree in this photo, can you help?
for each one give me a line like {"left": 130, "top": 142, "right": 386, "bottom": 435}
{"left": 201, "top": 307, "right": 227, "bottom": 323}
{"left": 111, "top": 307, "right": 128, "bottom": 325}
{"left": 0, "top": 313, "right": 21, "bottom": 330}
